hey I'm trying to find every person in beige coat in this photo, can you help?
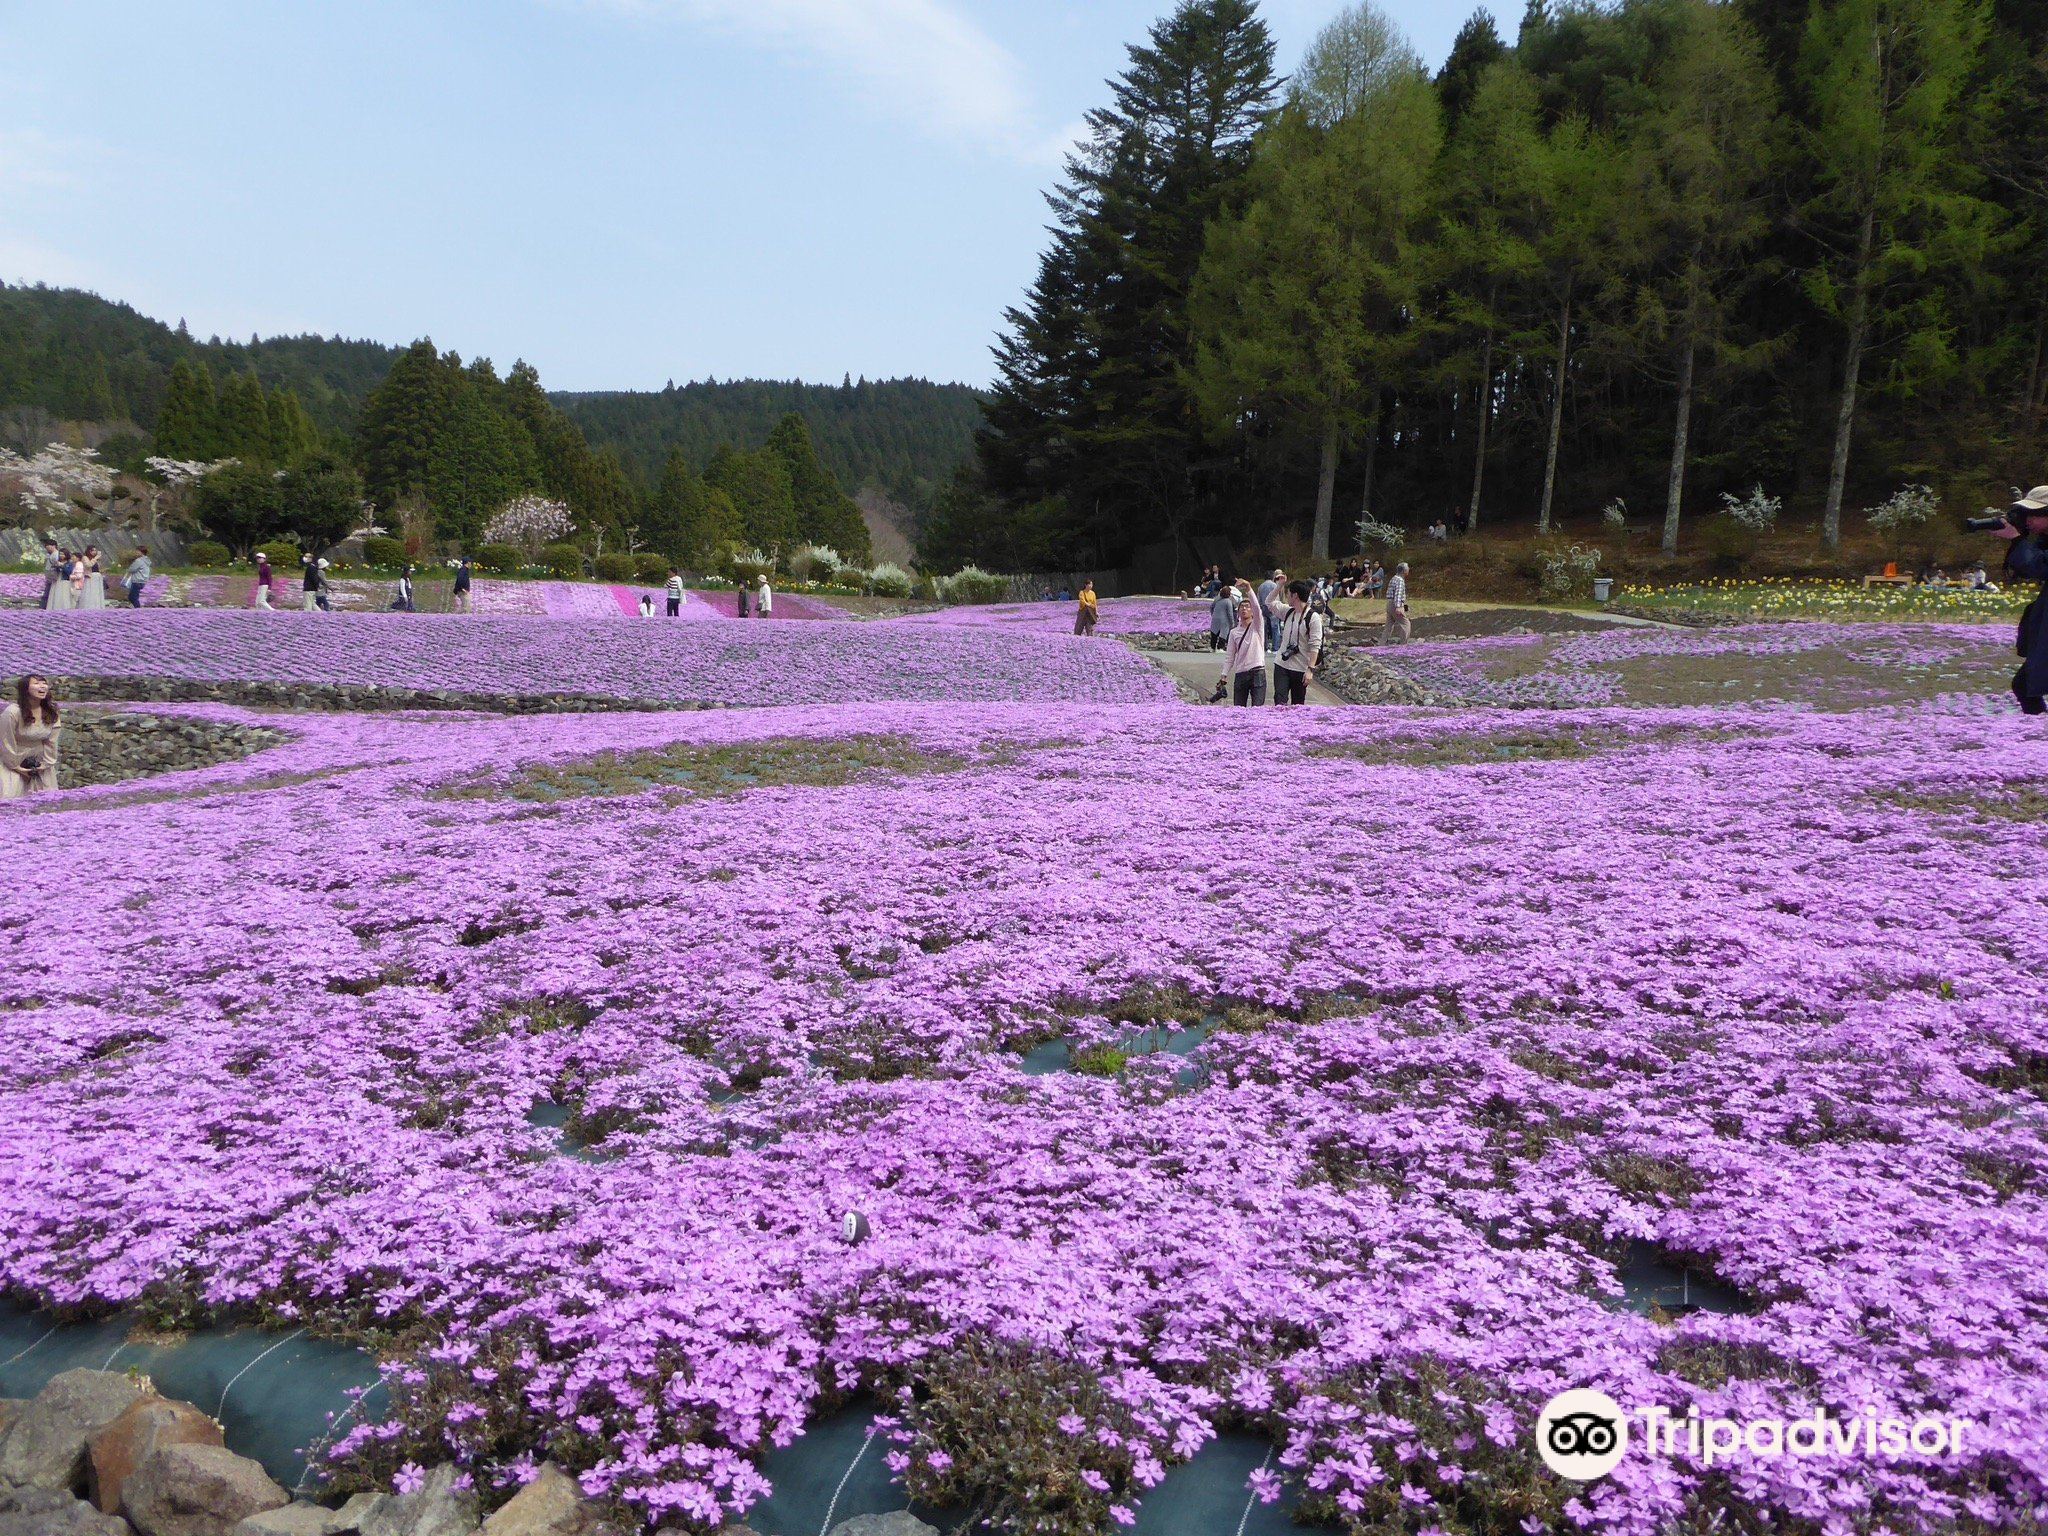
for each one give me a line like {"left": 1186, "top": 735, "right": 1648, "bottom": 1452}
{"left": 1, "top": 676, "right": 60, "bottom": 798}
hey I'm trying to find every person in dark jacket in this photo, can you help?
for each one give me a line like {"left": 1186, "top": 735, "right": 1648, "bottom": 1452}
{"left": 1996, "top": 486, "right": 2048, "bottom": 714}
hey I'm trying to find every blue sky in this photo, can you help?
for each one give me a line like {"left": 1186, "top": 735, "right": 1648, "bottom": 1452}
{"left": 0, "top": 0, "right": 1499, "bottom": 390}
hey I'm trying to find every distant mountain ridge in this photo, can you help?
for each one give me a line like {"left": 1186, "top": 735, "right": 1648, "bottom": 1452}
{"left": 0, "top": 283, "right": 984, "bottom": 508}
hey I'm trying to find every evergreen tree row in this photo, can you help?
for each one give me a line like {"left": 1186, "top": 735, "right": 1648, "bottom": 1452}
{"left": 956, "top": 0, "right": 2048, "bottom": 571}
{"left": 356, "top": 341, "right": 640, "bottom": 549}
{"left": 355, "top": 343, "right": 874, "bottom": 564}
{"left": 155, "top": 359, "right": 322, "bottom": 464}
{"left": 555, "top": 377, "right": 986, "bottom": 513}
{"left": 0, "top": 283, "right": 397, "bottom": 440}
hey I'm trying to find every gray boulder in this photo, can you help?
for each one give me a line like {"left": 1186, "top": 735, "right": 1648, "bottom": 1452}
{"left": 0, "top": 1483, "right": 135, "bottom": 1535}
{"left": 233, "top": 1504, "right": 350, "bottom": 1536}
{"left": 478, "top": 1466, "right": 615, "bottom": 1536}
{"left": 827, "top": 1517, "right": 937, "bottom": 1536}
{"left": 0, "top": 1370, "right": 157, "bottom": 1491}
{"left": 351, "top": 1467, "right": 479, "bottom": 1536}
{"left": 123, "top": 1443, "right": 288, "bottom": 1536}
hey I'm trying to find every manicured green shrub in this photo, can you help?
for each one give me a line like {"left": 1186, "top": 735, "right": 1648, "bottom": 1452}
{"left": 634, "top": 553, "right": 671, "bottom": 583}
{"left": 866, "top": 562, "right": 914, "bottom": 598}
{"left": 186, "top": 540, "right": 230, "bottom": 568}
{"left": 362, "top": 536, "right": 410, "bottom": 570}
{"left": 540, "top": 543, "right": 584, "bottom": 578}
{"left": 593, "top": 553, "right": 638, "bottom": 582}
{"left": 474, "top": 543, "right": 524, "bottom": 574}
{"left": 942, "top": 565, "right": 1009, "bottom": 605}
{"left": 255, "top": 542, "right": 303, "bottom": 569}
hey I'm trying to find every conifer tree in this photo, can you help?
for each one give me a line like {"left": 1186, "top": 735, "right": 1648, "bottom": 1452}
{"left": 768, "top": 413, "right": 872, "bottom": 563}
{"left": 1802, "top": 0, "right": 2002, "bottom": 547}
{"left": 358, "top": 339, "right": 457, "bottom": 510}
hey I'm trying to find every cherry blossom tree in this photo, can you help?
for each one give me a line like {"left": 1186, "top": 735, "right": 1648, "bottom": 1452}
{"left": 484, "top": 494, "right": 574, "bottom": 554}
{"left": 0, "top": 443, "right": 113, "bottom": 522}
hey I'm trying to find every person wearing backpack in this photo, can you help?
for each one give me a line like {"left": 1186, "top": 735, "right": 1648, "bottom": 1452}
{"left": 1271, "top": 580, "right": 1325, "bottom": 705}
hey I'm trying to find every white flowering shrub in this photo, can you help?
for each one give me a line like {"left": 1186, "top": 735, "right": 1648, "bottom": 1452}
{"left": 1354, "top": 515, "right": 1404, "bottom": 552}
{"left": 1602, "top": 498, "right": 1628, "bottom": 529}
{"left": 1866, "top": 485, "right": 1939, "bottom": 536}
{"left": 1537, "top": 542, "right": 1603, "bottom": 600}
{"left": 1719, "top": 485, "right": 1782, "bottom": 531}
{"left": 1, "top": 442, "right": 112, "bottom": 518}
{"left": 484, "top": 495, "right": 574, "bottom": 552}
{"left": 787, "top": 544, "right": 842, "bottom": 582}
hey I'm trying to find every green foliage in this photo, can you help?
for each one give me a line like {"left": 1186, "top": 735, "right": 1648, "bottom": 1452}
{"left": 633, "top": 553, "right": 670, "bottom": 583}
{"left": 593, "top": 553, "right": 638, "bottom": 582}
{"left": 866, "top": 561, "right": 915, "bottom": 598}
{"left": 254, "top": 541, "right": 303, "bottom": 568}
{"left": 539, "top": 543, "right": 584, "bottom": 578}
{"left": 555, "top": 378, "right": 984, "bottom": 514}
{"left": 192, "top": 461, "right": 285, "bottom": 556}
{"left": 706, "top": 444, "right": 797, "bottom": 551}
{"left": 474, "top": 542, "right": 524, "bottom": 573}
{"left": 184, "top": 540, "right": 229, "bottom": 568}
{"left": 767, "top": 412, "right": 872, "bottom": 563}
{"left": 1192, "top": 13, "right": 1440, "bottom": 556}
{"left": 362, "top": 536, "right": 410, "bottom": 569}
{"left": 647, "top": 448, "right": 742, "bottom": 566}
{"left": 0, "top": 282, "right": 390, "bottom": 438}
{"left": 278, "top": 452, "right": 365, "bottom": 553}
{"left": 941, "top": 565, "right": 1009, "bottom": 604}
{"left": 978, "top": 0, "right": 1281, "bottom": 569}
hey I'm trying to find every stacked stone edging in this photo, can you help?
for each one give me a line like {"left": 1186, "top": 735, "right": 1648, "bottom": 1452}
{"left": 48, "top": 677, "right": 723, "bottom": 717}
{"left": 61, "top": 711, "right": 290, "bottom": 789}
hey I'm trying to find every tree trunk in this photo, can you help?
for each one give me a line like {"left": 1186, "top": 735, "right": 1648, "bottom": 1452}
{"left": 1822, "top": 205, "right": 1877, "bottom": 551}
{"left": 1538, "top": 284, "right": 1573, "bottom": 535}
{"left": 2027, "top": 301, "right": 2046, "bottom": 424}
{"left": 1359, "top": 396, "right": 1383, "bottom": 526}
{"left": 1660, "top": 329, "right": 1696, "bottom": 557}
{"left": 1465, "top": 327, "right": 1495, "bottom": 534}
{"left": 1311, "top": 415, "right": 1339, "bottom": 560}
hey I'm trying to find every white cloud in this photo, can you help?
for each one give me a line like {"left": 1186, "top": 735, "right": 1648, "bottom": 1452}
{"left": 568, "top": 0, "right": 1050, "bottom": 160}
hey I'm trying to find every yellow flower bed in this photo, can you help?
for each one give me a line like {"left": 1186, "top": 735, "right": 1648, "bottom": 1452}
{"left": 1616, "top": 577, "right": 2028, "bottom": 622}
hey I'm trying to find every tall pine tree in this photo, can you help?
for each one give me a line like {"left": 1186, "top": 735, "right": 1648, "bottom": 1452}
{"left": 978, "top": 0, "right": 1278, "bottom": 567}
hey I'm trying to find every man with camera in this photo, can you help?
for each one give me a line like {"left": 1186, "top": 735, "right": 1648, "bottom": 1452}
{"left": 1984, "top": 486, "right": 2048, "bottom": 714}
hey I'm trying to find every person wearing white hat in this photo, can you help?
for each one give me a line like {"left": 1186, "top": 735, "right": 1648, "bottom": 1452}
{"left": 1994, "top": 485, "right": 2048, "bottom": 714}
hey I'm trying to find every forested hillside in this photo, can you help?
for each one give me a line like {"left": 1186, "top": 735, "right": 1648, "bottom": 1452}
{"left": 0, "top": 286, "right": 981, "bottom": 513}
{"left": 0, "top": 283, "right": 397, "bottom": 439}
{"left": 948, "top": 0, "right": 2048, "bottom": 573}
{"left": 555, "top": 378, "right": 986, "bottom": 511}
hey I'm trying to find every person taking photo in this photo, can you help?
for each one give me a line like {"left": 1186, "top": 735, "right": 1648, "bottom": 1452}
{"left": 1994, "top": 485, "right": 2048, "bottom": 714}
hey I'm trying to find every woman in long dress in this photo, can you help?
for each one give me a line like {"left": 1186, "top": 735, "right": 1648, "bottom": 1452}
{"left": 80, "top": 546, "right": 107, "bottom": 609}
{"left": 0, "top": 676, "right": 60, "bottom": 798}
{"left": 48, "top": 551, "right": 78, "bottom": 611}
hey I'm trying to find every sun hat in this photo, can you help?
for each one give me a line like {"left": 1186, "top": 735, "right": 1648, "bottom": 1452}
{"left": 316, "top": 558, "right": 330, "bottom": 569}
{"left": 2014, "top": 486, "right": 2048, "bottom": 511}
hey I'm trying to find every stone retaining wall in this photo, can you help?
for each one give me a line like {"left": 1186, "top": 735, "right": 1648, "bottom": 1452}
{"left": 47, "top": 676, "right": 724, "bottom": 717}
{"left": 55, "top": 710, "right": 289, "bottom": 789}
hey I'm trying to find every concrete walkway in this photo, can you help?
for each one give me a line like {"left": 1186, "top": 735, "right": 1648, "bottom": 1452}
{"left": 1137, "top": 649, "right": 1351, "bottom": 706}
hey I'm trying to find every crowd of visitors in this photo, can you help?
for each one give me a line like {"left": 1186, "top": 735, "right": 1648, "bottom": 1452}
{"left": 1203, "top": 577, "right": 1332, "bottom": 707}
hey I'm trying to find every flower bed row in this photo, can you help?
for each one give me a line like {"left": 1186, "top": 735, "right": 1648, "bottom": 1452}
{"left": 2, "top": 698, "right": 2042, "bottom": 1532}
{"left": 0, "top": 609, "right": 1177, "bottom": 710}
{"left": 884, "top": 596, "right": 1205, "bottom": 635}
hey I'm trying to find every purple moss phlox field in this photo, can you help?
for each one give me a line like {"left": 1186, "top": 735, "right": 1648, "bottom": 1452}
{"left": 886, "top": 597, "right": 1205, "bottom": 635}
{"left": 0, "top": 609, "right": 1176, "bottom": 707}
{"left": 2, "top": 688, "right": 2044, "bottom": 1533}
{"left": 1381, "top": 623, "right": 2005, "bottom": 707}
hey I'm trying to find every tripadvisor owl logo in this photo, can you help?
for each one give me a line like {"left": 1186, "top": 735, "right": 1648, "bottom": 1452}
{"left": 1536, "top": 1389, "right": 1630, "bottom": 1479}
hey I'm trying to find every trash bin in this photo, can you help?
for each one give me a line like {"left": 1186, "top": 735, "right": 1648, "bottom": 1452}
{"left": 1592, "top": 577, "right": 1614, "bottom": 603}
